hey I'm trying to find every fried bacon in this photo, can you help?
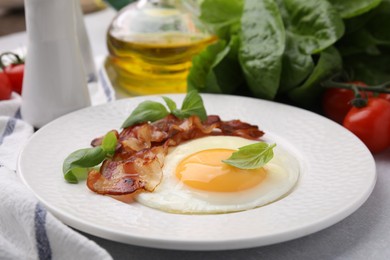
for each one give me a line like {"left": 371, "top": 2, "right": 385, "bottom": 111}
{"left": 87, "top": 146, "right": 167, "bottom": 195}
{"left": 87, "top": 115, "right": 264, "bottom": 195}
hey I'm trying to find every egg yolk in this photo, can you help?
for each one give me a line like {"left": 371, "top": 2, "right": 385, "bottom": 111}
{"left": 175, "top": 149, "right": 266, "bottom": 192}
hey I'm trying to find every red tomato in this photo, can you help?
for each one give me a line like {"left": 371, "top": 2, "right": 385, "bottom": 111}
{"left": 343, "top": 98, "right": 390, "bottom": 154}
{"left": 4, "top": 63, "right": 24, "bottom": 94}
{"left": 322, "top": 88, "right": 355, "bottom": 124}
{"left": 0, "top": 72, "right": 12, "bottom": 100}
{"left": 322, "top": 82, "right": 368, "bottom": 124}
{"left": 378, "top": 93, "right": 390, "bottom": 102}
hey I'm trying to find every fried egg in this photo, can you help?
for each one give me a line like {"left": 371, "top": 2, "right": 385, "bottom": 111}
{"left": 136, "top": 136, "right": 300, "bottom": 214}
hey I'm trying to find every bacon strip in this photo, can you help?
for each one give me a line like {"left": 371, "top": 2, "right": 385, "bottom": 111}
{"left": 87, "top": 115, "right": 264, "bottom": 195}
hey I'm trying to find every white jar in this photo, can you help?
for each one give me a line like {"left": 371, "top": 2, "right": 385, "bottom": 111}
{"left": 21, "top": 0, "right": 91, "bottom": 128}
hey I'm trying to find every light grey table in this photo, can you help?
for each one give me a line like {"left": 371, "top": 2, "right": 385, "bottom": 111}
{"left": 1, "top": 7, "right": 389, "bottom": 260}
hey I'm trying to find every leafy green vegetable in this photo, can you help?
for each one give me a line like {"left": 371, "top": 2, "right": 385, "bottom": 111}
{"left": 289, "top": 47, "right": 343, "bottom": 107}
{"left": 278, "top": 0, "right": 344, "bottom": 92}
{"left": 199, "top": 0, "right": 243, "bottom": 29}
{"left": 63, "top": 131, "right": 118, "bottom": 183}
{"left": 343, "top": 49, "right": 390, "bottom": 85}
{"left": 162, "top": 96, "right": 177, "bottom": 112}
{"left": 223, "top": 142, "right": 276, "bottom": 169}
{"left": 279, "top": 33, "right": 314, "bottom": 92}
{"left": 63, "top": 147, "right": 107, "bottom": 183}
{"left": 174, "top": 90, "right": 207, "bottom": 121}
{"left": 328, "top": 0, "right": 382, "bottom": 19}
{"left": 190, "top": 0, "right": 390, "bottom": 110}
{"left": 239, "top": 0, "right": 285, "bottom": 100}
{"left": 282, "top": 0, "right": 344, "bottom": 54}
{"left": 336, "top": 0, "right": 390, "bottom": 85}
{"left": 101, "top": 131, "right": 118, "bottom": 156}
{"left": 121, "top": 101, "right": 169, "bottom": 128}
{"left": 122, "top": 91, "right": 207, "bottom": 128}
{"left": 187, "top": 41, "right": 230, "bottom": 92}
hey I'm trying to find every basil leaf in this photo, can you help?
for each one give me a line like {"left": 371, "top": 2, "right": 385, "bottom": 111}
{"left": 162, "top": 96, "right": 177, "bottom": 112}
{"left": 121, "top": 101, "right": 169, "bottom": 128}
{"left": 173, "top": 90, "right": 207, "bottom": 121}
{"left": 239, "top": 0, "right": 285, "bottom": 100}
{"left": 101, "top": 131, "right": 118, "bottom": 156}
{"left": 63, "top": 146, "right": 106, "bottom": 183}
{"left": 223, "top": 143, "right": 276, "bottom": 169}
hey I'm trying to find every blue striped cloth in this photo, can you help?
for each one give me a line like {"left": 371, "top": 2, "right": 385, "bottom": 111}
{"left": 0, "top": 80, "right": 115, "bottom": 259}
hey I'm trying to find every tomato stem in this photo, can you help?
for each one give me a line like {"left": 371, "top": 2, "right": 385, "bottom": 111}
{"left": 0, "top": 52, "right": 24, "bottom": 70}
{"left": 322, "top": 79, "right": 390, "bottom": 94}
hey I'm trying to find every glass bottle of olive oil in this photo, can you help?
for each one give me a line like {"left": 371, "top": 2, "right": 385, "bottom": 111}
{"left": 106, "top": 0, "right": 217, "bottom": 96}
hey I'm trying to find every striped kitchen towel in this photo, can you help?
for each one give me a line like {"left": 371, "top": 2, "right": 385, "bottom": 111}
{"left": 0, "top": 75, "right": 115, "bottom": 260}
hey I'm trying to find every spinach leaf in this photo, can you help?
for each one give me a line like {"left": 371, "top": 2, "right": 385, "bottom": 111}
{"left": 337, "top": 28, "right": 381, "bottom": 57}
{"left": 343, "top": 47, "right": 390, "bottom": 85}
{"left": 328, "top": 0, "right": 382, "bottom": 19}
{"left": 212, "top": 36, "right": 245, "bottom": 94}
{"left": 239, "top": 0, "right": 285, "bottom": 100}
{"left": 279, "top": 33, "right": 314, "bottom": 93}
{"left": 187, "top": 41, "right": 230, "bottom": 93}
{"left": 288, "top": 47, "right": 343, "bottom": 107}
{"left": 199, "top": 0, "right": 243, "bottom": 29}
{"left": 282, "top": 0, "right": 344, "bottom": 54}
{"left": 365, "top": 0, "right": 390, "bottom": 44}
{"left": 278, "top": 0, "right": 343, "bottom": 92}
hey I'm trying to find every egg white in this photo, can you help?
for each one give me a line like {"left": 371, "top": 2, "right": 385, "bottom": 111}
{"left": 135, "top": 136, "right": 300, "bottom": 214}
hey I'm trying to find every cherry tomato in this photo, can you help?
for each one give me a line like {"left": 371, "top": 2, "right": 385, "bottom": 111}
{"left": 4, "top": 63, "right": 24, "bottom": 94}
{"left": 322, "top": 81, "right": 368, "bottom": 124}
{"left": 0, "top": 52, "right": 24, "bottom": 95}
{"left": 343, "top": 98, "right": 390, "bottom": 154}
{"left": 378, "top": 93, "right": 390, "bottom": 102}
{"left": 0, "top": 72, "right": 12, "bottom": 100}
{"left": 322, "top": 88, "right": 355, "bottom": 123}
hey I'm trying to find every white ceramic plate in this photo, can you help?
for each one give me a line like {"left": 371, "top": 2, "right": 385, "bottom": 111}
{"left": 18, "top": 94, "right": 376, "bottom": 251}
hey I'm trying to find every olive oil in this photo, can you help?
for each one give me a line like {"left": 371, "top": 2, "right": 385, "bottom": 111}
{"left": 105, "top": 0, "right": 216, "bottom": 96}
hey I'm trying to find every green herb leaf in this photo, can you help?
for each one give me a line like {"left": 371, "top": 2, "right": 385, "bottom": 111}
{"left": 277, "top": 0, "right": 344, "bottom": 93}
{"left": 281, "top": 0, "right": 344, "bottom": 55}
{"left": 328, "top": 0, "right": 381, "bottom": 19}
{"left": 239, "top": 0, "right": 286, "bottom": 100}
{"left": 200, "top": 0, "right": 243, "bottom": 29}
{"left": 173, "top": 90, "right": 207, "bottom": 121}
{"left": 63, "top": 146, "right": 107, "bottom": 183}
{"left": 121, "top": 101, "right": 169, "bottom": 128}
{"left": 162, "top": 96, "right": 177, "bottom": 112}
{"left": 188, "top": 35, "right": 245, "bottom": 95}
{"left": 187, "top": 41, "right": 229, "bottom": 92}
{"left": 223, "top": 143, "right": 276, "bottom": 169}
{"left": 101, "top": 131, "right": 118, "bottom": 156}
{"left": 288, "top": 46, "right": 343, "bottom": 108}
